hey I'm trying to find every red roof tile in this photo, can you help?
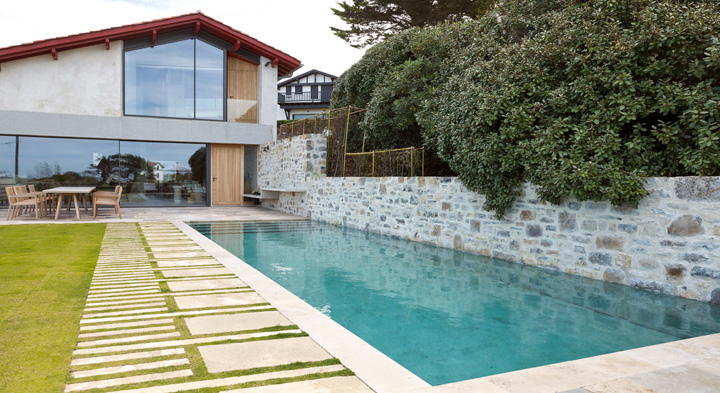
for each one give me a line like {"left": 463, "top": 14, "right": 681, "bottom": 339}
{"left": 0, "top": 12, "right": 302, "bottom": 76}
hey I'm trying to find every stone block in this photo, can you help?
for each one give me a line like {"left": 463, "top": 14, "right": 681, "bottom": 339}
{"left": 675, "top": 176, "right": 720, "bottom": 201}
{"left": 582, "top": 220, "right": 598, "bottom": 231}
{"left": 682, "top": 253, "right": 708, "bottom": 263}
{"left": 628, "top": 278, "right": 674, "bottom": 294}
{"left": 618, "top": 224, "right": 638, "bottom": 233}
{"left": 589, "top": 252, "right": 612, "bottom": 266}
{"left": 664, "top": 263, "right": 686, "bottom": 280}
{"left": 603, "top": 268, "right": 625, "bottom": 284}
{"left": 185, "top": 311, "right": 292, "bottom": 335}
{"left": 432, "top": 225, "right": 441, "bottom": 236}
{"left": 711, "top": 288, "right": 720, "bottom": 305}
{"left": 558, "top": 211, "right": 577, "bottom": 231}
{"left": 691, "top": 266, "right": 720, "bottom": 280}
{"left": 667, "top": 214, "right": 704, "bottom": 236}
{"left": 595, "top": 236, "right": 625, "bottom": 251}
{"left": 174, "top": 292, "right": 266, "bottom": 309}
{"left": 167, "top": 279, "right": 246, "bottom": 292}
{"left": 586, "top": 202, "right": 607, "bottom": 212}
{"left": 660, "top": 240, "right": 687, "bottom": 248}
{"left": 615, "top": 254, "right": 632, "bottom": 268}
{"left": 520, "top": 210, "right": 535, "bottom": 220}
{"left": 692, "top": 242, "right": 719, "bottom": 251}
{"left": 199, "top": 337, "right": 332, "bottom": 373}
{"left": 567, "top": 202, "right": 582, "bottom": 211}
{"left": 526, "top": 224, "right": 542, "bottom": 237}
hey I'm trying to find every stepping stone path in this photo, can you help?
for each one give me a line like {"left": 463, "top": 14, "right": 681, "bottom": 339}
{"left": 65, "top": 222, "right": 373, "bottom": 393}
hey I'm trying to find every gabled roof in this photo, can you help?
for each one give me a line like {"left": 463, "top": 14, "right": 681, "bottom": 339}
{"left": 0, "top": 12, "right": 302, "bottom": 76}
{"left": 278, "top": 69, "right": 338, "bottom": 87}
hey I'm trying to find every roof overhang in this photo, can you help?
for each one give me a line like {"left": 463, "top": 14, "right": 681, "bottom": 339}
{"left": 0, "top": 12, "right": 302, "bottom": 76}
{"left": 278, "top": 68, "right": 338, "bottom": 87}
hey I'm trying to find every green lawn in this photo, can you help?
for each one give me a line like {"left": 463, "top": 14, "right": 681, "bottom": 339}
{"left": 0, "top": 224, "right": 105, "bottom": 393}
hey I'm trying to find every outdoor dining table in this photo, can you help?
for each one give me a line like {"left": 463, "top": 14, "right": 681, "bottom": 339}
{"left": 43, "top": 186, "right": 96, "bottom": 220}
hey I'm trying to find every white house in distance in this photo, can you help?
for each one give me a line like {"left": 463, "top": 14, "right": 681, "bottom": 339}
{"left": 0, "top": 13, "right": 301, "bottom": 207}
{"left": 277, "top": 69, "right": 337, "bottom": 120}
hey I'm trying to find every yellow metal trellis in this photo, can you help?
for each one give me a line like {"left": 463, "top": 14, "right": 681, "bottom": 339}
{"left": 276, "top": 106, "right": 425, "bottom": 178}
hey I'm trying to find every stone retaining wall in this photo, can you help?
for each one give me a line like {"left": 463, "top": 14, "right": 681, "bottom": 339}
{"left": 258, "top": 134, "right": 720, "bottom": 303}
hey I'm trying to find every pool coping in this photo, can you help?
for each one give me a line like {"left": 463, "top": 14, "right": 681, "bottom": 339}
{"left": 175, "top": 220, "right": 720, "bottom": 393}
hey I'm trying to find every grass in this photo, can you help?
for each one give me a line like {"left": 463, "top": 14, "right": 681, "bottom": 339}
{"left": 0, "top": 223, "right": 106, "bottom": 393}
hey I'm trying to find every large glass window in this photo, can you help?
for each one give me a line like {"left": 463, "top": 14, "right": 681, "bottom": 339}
{"left": 0, "top": 136, "right": 17, "bottom": 205}
{"left": 244, "top": 145, "right": 258, "bottom": 194}
{"left": 125, "top": 39, "right": 224, "bottom": 120}
{"left": 120, "top": 141, "right": 207, "bottom": 206}
{"left": 2, "top": 136, "right": 207, "bottom": 208}
{"left": 17, "top": 137, "right": 118, "bottom": 189}
{"left": 195, "top": 40, "right": 224, "bottom": 120}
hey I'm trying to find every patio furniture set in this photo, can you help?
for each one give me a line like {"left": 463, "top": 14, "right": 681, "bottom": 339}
{"left": 4, "top": 185, "right": 123, "bottom": 221}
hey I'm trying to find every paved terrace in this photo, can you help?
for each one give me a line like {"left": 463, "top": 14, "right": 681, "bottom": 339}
{"left": 3, "top": 206, "right": 720, "bottom": 392}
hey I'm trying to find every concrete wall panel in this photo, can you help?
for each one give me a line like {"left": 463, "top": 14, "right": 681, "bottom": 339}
{"left": 0, "top": 110, "right": 273, "bottom": 145}
{"left": 258, "top": 56, "right": 279, "bottom": 139}
{"left": 0, "top": 43, "right": 123, "bottom": 116}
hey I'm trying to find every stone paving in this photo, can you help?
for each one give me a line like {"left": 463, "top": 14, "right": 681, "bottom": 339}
{"left": 65, "top": 222, "right": 373, "bottom": 393}
{"left": 0, "top": 206, "right": 306, "bottom": 224}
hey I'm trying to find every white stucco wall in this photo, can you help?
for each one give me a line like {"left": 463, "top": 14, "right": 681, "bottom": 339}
{"left": 0, "top": 43, "right": 123, "bottom": 116}
{"left": 258, "top": 55, "right": 279, "bottom": 138}
{"left": 288, "top": 108, "right": 328, "bottom": 119}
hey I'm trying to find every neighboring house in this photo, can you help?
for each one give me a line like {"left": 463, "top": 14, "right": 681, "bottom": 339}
{"left": 0, "top": 13, "right": 301, "bottom": 207}
{"left": 277, "top": 69, "right": 337, "bottom": 120}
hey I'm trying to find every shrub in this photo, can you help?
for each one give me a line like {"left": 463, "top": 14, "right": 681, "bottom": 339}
{"left": 420, "top": 0, "right": 720, "bottom": 217}
{"left": 335, "top": 0, "right": 720, "bottom": 217}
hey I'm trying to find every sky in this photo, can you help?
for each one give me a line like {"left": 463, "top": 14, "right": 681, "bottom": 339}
{"left": 0, "top": 0, "right": 367, "bottom": 78}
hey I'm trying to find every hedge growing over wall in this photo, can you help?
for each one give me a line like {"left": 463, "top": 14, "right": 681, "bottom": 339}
{"left": 334, "top": 0, "right": 720, "bottom": 217}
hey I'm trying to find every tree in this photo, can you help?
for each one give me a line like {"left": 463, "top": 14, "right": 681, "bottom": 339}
{"left": 331, "top": 0, "right": 495, "bottom": 48}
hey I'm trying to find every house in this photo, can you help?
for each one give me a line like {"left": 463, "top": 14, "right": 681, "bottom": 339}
{"left": 0, "top": 13, "right": 301, "bottom": 207}
{"left": 277, "top": 69, "right": 337, "bottom": 120}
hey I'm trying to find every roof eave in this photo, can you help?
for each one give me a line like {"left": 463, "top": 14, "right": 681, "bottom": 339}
{"left": 0, "top": 13, "right": 302, "bottom": 76}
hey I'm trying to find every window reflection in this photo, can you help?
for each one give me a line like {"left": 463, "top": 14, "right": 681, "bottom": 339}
{"left": 120, "top": 141, "right": 206, "bottom": 206}
{"left": 244, "top": 145, "right": 258, "bottom": 194}
{"left": 0, "top": 135, "right": 17, "bottom": 206}
{"left": 17, "top": 137, "right": 118, "bottom": 189}
{"left": 124, "top": 39, "right": 225, "bottom": 121}
{"left": 3, "top": 136, "right": 207, "bottom": 207}
{"left": 125, "top": 40, "right": 195, "bottom": 119}
{"left": 195, "top": 40, "right": 224, "bottom": 120}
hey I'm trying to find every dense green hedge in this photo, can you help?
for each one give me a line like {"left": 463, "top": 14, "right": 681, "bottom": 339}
{"left": 333, "top": 0, "right": 720, "bottom": 218}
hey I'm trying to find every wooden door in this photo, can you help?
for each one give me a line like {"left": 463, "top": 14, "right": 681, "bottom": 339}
{"left": 227, "top": 56, "right": 258, "bottom": 123}
{"left": 211, "top": 144, "right": 244, "bottom": 205}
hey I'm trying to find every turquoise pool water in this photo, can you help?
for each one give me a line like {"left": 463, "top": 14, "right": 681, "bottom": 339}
{"left": 190, "top": 220, "right": 720, "bottom": 385}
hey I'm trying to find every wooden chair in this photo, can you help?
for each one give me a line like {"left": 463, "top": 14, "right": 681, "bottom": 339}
{"left": 13, "top": 185, "right": 36, "bottom": 217}
{"left": 28, "top": 184, "right": 55, "bottom": 215}
{"left": 5, "top": 186, "right": 42, "bottom": 220}
{"left": 93, "top": 186, "right": 123, "bottom": 219}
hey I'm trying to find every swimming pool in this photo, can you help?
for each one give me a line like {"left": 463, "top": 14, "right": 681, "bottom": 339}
{"left": 190, "top": 220, "right": 720, "bottom": 385}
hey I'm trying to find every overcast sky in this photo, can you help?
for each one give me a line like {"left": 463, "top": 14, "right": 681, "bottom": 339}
{"left": 0, "top": 0, "right": 366, "bottom": 78}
